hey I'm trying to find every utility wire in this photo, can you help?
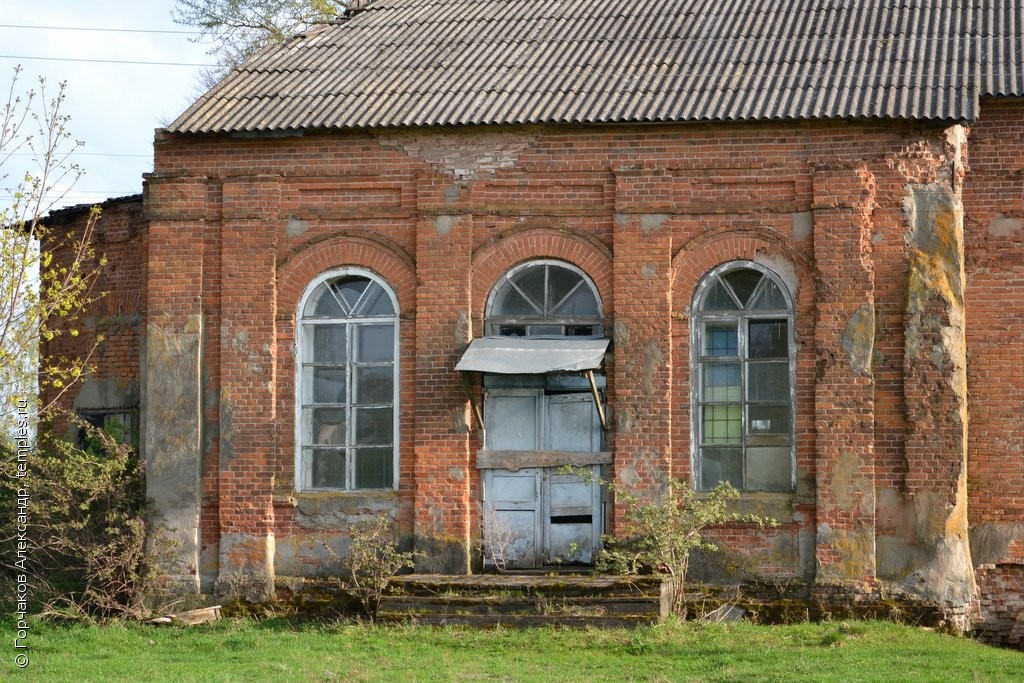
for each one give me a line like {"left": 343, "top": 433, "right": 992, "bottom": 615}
{"left": 0, "top": 23, "right": 201, "bottom": 35}
{"left": 0, "top": 54, "right": 215, "bottom": 67}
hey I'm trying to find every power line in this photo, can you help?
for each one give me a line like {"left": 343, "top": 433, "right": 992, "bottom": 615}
{"left": 0, "top": 54, "right": 216, "bottom": 67}
{"left": 0, "top": 23, "right": 201, "bottom": 35}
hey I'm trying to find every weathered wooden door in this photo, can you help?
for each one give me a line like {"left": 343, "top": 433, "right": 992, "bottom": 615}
{"left": 482, "top": 468, "right": 541, "bottom": 569}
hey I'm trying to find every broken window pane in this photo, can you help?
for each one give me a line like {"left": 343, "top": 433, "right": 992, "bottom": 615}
{"left": 747, "top": 404, "right": 791, "bottom": 435}
{"left": 311, "top": 408, "right": 346, "bottom": 445}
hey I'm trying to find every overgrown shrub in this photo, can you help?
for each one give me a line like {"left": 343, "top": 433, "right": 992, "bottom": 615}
{"left": 341, "top": 515, "right": 420, "bottom": 621}
{"left": 0, "top": 416, "right": 168, "bottom": 622}
{"left": 596, "top": 477, "right": 775, "bottom": 618}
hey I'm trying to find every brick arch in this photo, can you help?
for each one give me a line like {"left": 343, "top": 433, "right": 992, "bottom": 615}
{"left": 471, "top": 227, "right": 613, "bottom": 320}
{"left": 278, "top": 232, "right": 416, "bottom": 316}
{"left": 669, "top": 226, "right": 816, "bottom": 482}
{"left": 672, "top": 227, "right": 815, "bottom": 314}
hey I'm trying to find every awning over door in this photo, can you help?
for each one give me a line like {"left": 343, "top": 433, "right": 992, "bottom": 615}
{"left": 455, "top": 337, "right": 609, "bottom": 374}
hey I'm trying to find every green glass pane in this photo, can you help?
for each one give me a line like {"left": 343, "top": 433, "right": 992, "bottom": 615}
{"left": 702, "top": 404, "right": 741, "bottom": 444}
{"left": 354, "top": 447, "right": 393, "bottom": 489}
{"left": 748, "top": 363, "right": 789, "bottom": 401}
{"left": 723, "top": 268, "right": 762, "bottom": 307}
{"left": 703, "top": 364, "right": 741, "bottom": 402}
{"left": 749, "top": 320, "right": 787, "bottom": 358}
{"left": 704, "top": 323, "right": 738, "bottom": 357}
{"left": 700, "top": 447, "right": 743, "bottom": 490}
{"left": 311, "top": 448, "right": 346, "bottom": 489}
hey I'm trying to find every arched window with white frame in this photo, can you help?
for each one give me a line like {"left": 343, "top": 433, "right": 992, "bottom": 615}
{"left": 486, "top": 259, "right": 604, "bottom": 338}
{"left": 296, "top": 268, "right": 399, "bottom": 491}
{"left": 691, "top": 261, "right": 795, "bottom": 492}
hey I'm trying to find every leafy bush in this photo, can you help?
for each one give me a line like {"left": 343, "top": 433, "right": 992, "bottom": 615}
{"left": 596, "top": 478, "right": 775, "bottom": 618}
{"left": 340, "top": 514, "right": 420, "bottom": 621}
{"left": 0, "top": 416, "right": 168, "bottom": 621}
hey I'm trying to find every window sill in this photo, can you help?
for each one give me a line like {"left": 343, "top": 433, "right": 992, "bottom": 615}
{"left": 695, "top": 490, "right": 794, "bottom": 520}
{"left": 274, "top": 489, "right": 398, "bottom": 514}
{"left": 476, "top": 449, "right": 612, "bottom": 471}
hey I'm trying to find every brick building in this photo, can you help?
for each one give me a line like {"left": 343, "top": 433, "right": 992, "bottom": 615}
{"left": 47, "top": 1, "right": 1024, "bottom": 643}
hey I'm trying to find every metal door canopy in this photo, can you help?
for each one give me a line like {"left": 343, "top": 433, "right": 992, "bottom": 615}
{"left": 455, "top": 338, "right": 610, "bottom": 374}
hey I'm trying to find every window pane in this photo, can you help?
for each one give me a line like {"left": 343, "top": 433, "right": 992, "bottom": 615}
{"left": 703, "top": 323, "right": 738, "bottom": 357}
{"left": 308, "top": 283, "right": 344, "bottom": 317}
{"left": 311, "top": 367, "right": 347, "bottom": 404}
{"left": 745, "top": 446, "right": 791, "bottom": 491}
{"left": 311, "top": 325, "right": 347, "bottom": 363}
{"left": 750, "top": 278, "right": 788, "bottom": 310}
{"left": 528, "top": 324, "right": 562, "bottom": 337}
{"left": 311, "top": 408, "right": 347, "bottom": 445}
{"left": 700, "top": 447, "right": 743, "bottom": 490}
{"left": 494, "top": 286, "right": 537, "bottom": 316}
{"left": 703, "top": 364, "right": 741, "bottom": 402}
{"left": 552, "top": 285, "right": 599, "bottom": 317}
{"left": 499, "top": 324, "right": 526, "bottom": 337}
{"left": 748, "top": 404, "right": 791, "bottom": 435}
{"left": 748, "top": 362, "right": 789, "bottom": 401}
{"left": 354, "top": 407, "right": 393, "bottom": 445}
{"left": 749, "top": 320, "right": 787, "bottom": 358}
{"left": 311, "top": 448, "right": 346, "bottom": 489}
{"left": 354, "top": 447, "right": 393, "bottom": 489}
{"left": 702, "top": 280, "right": 739, "bottom": 311}
{"left": 723, "top": 269, "right": 762, "bottom": 307}
{"left": 333, "top": 277, "right": 369, "bottom": 312}
{"left": 357, "top": 283, "right": 395, "bottom": 316}
{"left": 702, "top": 404, "right": 741, "bottom": 444}
{"left": 355, "top": 366, "right": 393, "bottom": 405}
{"left": 356, "top": 324, "right": 394, "bottom": 362}
{"left": 513, "top": 267, "right": 547, "bottom": 311}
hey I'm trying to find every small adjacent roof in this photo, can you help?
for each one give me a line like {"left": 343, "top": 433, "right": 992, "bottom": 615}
{"left": 455, "top": 337, "right": 609, "bottom": 374}
{"left": 168, "top": 0, "right": 1024, "bottom": 134}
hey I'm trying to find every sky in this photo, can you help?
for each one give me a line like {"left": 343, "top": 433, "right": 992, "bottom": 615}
{"left": 2, "top": 1, "right": 216, "bottom": 211}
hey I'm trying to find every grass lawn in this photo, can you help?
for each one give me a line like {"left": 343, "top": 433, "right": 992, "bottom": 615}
{"left": 3, "top": 617, "right": 1021, "bottom": 682}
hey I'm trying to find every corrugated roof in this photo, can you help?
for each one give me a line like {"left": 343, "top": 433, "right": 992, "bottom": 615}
{"left": 167, "top": 0, "right": 1024, "bottom": 134}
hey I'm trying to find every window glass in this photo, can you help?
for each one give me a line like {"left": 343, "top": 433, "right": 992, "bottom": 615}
{"left": 694, "top": 264, "right": 793, "bottom": 492}
{"left": 298, "top": 271, "right": 397, "bottom": 491}
{"left": 487, "top": 261, "right": 603, "bottom": 337}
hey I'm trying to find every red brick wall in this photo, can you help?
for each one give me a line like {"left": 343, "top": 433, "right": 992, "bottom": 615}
{"left": 139, "top": 118, "right": 973, "bottom": 603}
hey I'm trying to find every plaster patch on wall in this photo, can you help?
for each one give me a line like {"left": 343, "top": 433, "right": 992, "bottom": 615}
{"left": 641, "top": 263, "right": 656, "bottom": 279}
{"left": 286, "top": 217, "right": 309, "bottom": 238}
{"left": 434, "top": 215, "right": 457, "bottom": 236}
{"left": 791, "top": 212, "right": 813, "bottom": 241}
{"left": 374, "top": 130, "right": 537, "bottom": 180}
{"left": 816, "top": 525, "right": 875, "bottom": 583}
{"left": 841, "top": 304, "right": 875, "bottom": 375}
{"left": 640, "top": 213, "right": 669, "bottom": 235}
{"left": 988, "top": 214, "right": 1022, "bottom": 237}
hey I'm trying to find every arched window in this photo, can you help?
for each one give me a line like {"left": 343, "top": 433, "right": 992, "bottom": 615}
{"left": 486, "top": 260, "right": 603, "bottom": 337}
{"left": 296, "top": 269, "right": 398, "bottom": 491}
{"left": 692, "top": 262, "right": 794, "bottom": 492}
